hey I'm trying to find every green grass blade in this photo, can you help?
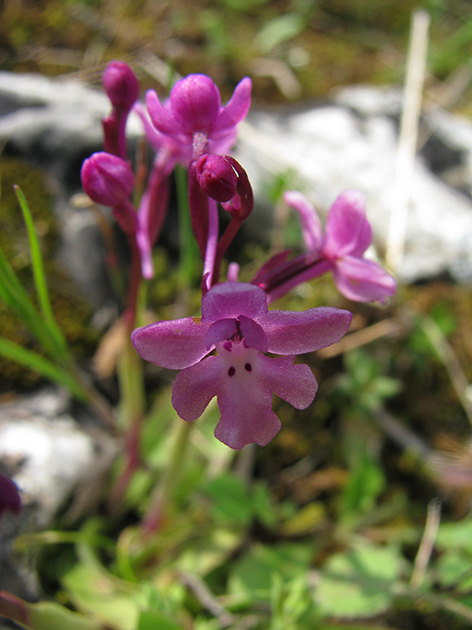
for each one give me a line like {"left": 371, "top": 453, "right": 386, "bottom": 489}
{"left": 0, "top": 337, "right": 87, "bottom": 400}
{"left": 0, "top": 250, "right": 56, "bottom": 352}
{"left": 0, "top": 247, "right": 62, "bottom": 359}
{"left": 14, "top": 185, "right": 69, "bottom": 358}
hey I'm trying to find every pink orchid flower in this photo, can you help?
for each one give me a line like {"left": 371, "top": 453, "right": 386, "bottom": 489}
{"left": 146, "top": 74, "right": 252, "bottom": 162}
{"left": 132, "top": 282, "right": 352, "bottom": 449}
{"left": 284, "top": 190, "right": 396, "bottom": 303}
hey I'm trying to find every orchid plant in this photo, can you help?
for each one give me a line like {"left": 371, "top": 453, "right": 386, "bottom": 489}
{"left": 79, "top": 60, "right": 395, "bottom": 522}
{"left": 81, "top": 62, "right": 394, "bottom": 456}
{"left": 0, "top": 58, "right": 402, "bottom": 630}
{"left": 0, "top": 61, "right": 395, "bottom": 525}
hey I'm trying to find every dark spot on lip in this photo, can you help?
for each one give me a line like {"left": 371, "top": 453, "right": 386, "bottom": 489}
{"left": 245, "top": 363, "right": 252, "bottom": 372}
{"left": 228, "top": 366, "right": 236, "bottom": 376}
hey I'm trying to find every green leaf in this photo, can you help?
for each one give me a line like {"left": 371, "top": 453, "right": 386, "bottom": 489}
{"left": 0, "top": 337, "right": 86, "bottom": 399}
{"left": 137, "top": 611, "right": 184, "bottom": 630}
{"left": 28, "top": 602, "right": 103, "bottom": 630}
{"left": 62, "top": 561, "right": 139, "bottom": 630}
{"left": 256, "top": 13, "right": 306, "bottom": 53}
{"left": 278, "top": 503, "right": 325, "bottom": 537}
{"left": 250, "top": 481, "right": 279, "bottom": 528}
{"left": 270, "top": 574, "right": 318, "bottom": 630}
{"left": 0, "top": 246, "right": 61, "bottom": 358}
{"left": 175, "top": 527, "right": 240, "bottom": 576}
{"left": 341, "top": 447, "right": 385, "bottom": 521}
{"left": 201, "top": 474, "right": 253, "bottom": 526}
{"left": 228, "top": 542, "right": 314, "bottom": 604}
{"left": 436, "top": 519, "right": 472, "bottom": 554}
{"left": 435, "top": 550, "right": 472, "bottom": 591}
{"left": 0, "top": 593, "right": 102, "bottom": 630}
{"left": 14, "top": 185, "right": 68, "bottom": 358}
{"left": 316, "top": 543, "right": 402, "bottom": 618}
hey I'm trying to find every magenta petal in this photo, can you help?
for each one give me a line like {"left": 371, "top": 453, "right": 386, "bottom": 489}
{"left": 261, "top": 307, "right": 352, "bottom": 355}
{"left": 134, "top": 102, "right": 164, "bottom": 151}
{"left": 334, "top": 256, "right": 396, "bottom": 303}
{"left": 323, "top": 190, "right": 370, "bottom": 259}
{"left": 131, "top": 318, "right": 210, "bottom": 369}
{"left": 212, "top": 77, "right": 252, "bottom": 135}
{"left": 350, "top": 217, "right": 372, "bottom": 257}
{"left": 209, "top": 128, "right": 238, "bottom": 156}
{"left": 202, "top": 282, "right": 268, "bottom": 322}
{"left": 238, "top": 315, "right": 268, "bottom": 352}
{"left": 170, "top": 74, "right": 221, "bottom": 133}
{"left": 215, "top": 393, "right": 281, "bottom": 449}
{"left": 259, "top": 354, "right": 318, "bottom": 409}
{"left": 172, "top": 356, "right": 221, "bottom": 421}
{"left": 214, "top": 367, "right": 281, "bottom": 449}
{"left": 205, "top": 319, "right": 237, "bottom": 348}
{"left": 284, "top": 191, "right": 323, "bottom": 252}
{"left": 146, "top": 90, "right": 184, "bottom": 136}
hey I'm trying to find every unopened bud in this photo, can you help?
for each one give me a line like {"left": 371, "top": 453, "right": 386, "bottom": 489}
{"left": 81, "top": 152, "right": 134, "bottom": 207}
{"left": 220, "top": 156, "right": 253, "bottom": 220}
{"left": 196, "top": 153, "right": 238, "bottom": 202}
{"left": 171, "top": 74, "right": 220, "bottom": 133}
{"left": 103, "top": 61, "right": 139, "bottom": 111}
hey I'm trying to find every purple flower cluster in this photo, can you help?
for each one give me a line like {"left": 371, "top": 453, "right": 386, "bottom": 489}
{"left": 82, "top": 62, "right": 396, "bottom": 449}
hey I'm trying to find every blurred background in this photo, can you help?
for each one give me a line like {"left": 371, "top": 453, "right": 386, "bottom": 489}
{"left": 1, "top": 0, "right": 471, "bottom": 108}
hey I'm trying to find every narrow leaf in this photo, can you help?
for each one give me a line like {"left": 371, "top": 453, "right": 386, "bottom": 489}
{"left": 0, "top": 337, "right": 86, "bottom": 400}
{"left": 0, "top": 246, "right": 61, "bottom": 358}
{"left": 14, "top": 185, "right": 68, "bottom": 358}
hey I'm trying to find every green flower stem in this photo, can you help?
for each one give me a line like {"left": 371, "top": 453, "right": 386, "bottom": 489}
{"left": 106, "top": 236, "right": 148, "bottom": 506}
{"left": 142, "top": 419, "right": 194, "bottom": 534}
{"left": 176, "top": 165, "right": 199, "bottom": 291}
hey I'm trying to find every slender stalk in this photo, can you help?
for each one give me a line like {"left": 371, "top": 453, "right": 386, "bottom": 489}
{"left": 112, "top": 237, "right": 147, "bottom": 506}
{"left": 142, "top": 420, "right": 194, "bottom": 534}
{"left": 386, "top": 9, "right": 430, "bottom": 271}
{"left": 176, "top": 165, "right": 199, "bottom": 290}
{"left": 213, "top": 216, "right": 243, "bottom": 285}
{"left": 202, "top": 198, "right": 219, "bottom": 290}
{"left": 123, "top": 238, "right": 143, "bottom": 333}
{"left": 410, "top": 499, "right": 441, "bottom": 590}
